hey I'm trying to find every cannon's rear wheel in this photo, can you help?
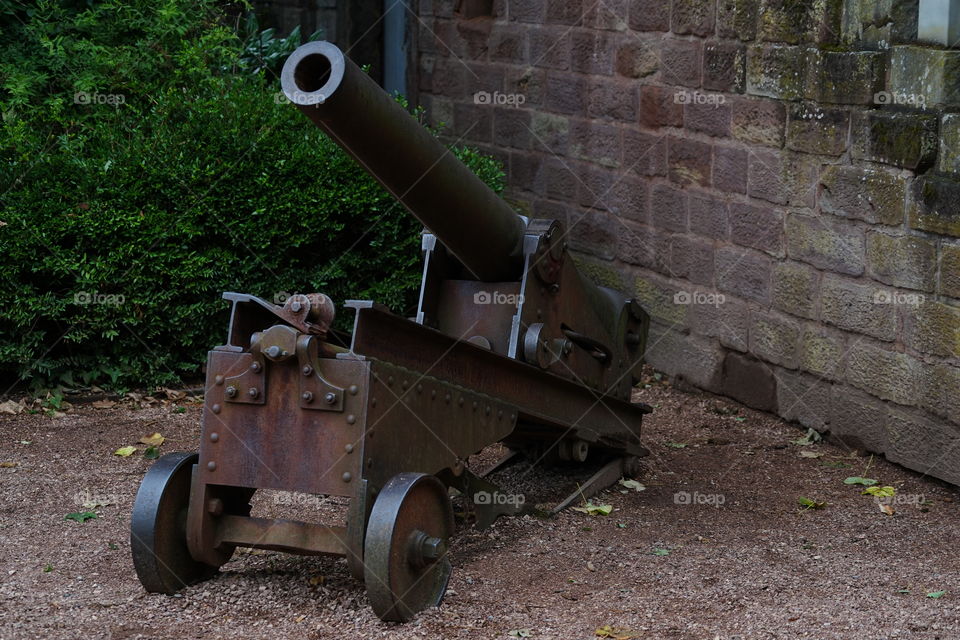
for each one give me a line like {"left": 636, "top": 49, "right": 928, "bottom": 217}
{"left": 363, "top": 473, "right": 454, "bottom": 622}
{"left": 131, "top": 452, "right": 219, "bottom": 593}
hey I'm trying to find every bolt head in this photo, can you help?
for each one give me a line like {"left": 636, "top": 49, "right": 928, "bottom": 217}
{"left": 324, "top": 392, "right": 337, "bottom": 404}
{"left": 225, "top": 386, "right": 237, "bottom": 398}
{"left": 302, "top": 391, "right": 314, "bottom": 403}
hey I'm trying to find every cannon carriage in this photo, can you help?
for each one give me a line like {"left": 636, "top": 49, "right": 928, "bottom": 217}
{"left": 131, "top": 41, "right": 651, "bottom": 621}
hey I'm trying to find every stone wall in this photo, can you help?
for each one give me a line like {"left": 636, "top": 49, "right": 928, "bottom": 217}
{"left": 416, "top": 0, "right": 960, "bottom": 483}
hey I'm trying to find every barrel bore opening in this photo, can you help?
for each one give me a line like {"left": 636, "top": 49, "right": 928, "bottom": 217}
{"left": 295, "top": 54, "right": 332, "bottom": 93}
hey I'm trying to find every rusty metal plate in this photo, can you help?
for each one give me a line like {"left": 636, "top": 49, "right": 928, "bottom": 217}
{"left": 199, "top": 350, "right": 367, "bottom": 496}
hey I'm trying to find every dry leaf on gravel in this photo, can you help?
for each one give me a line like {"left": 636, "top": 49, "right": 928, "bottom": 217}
{"left": 1, "top": 461, "right": 17, "bottom": 468}
{"left": 618, "top": 479, "right": 646, "bottom": 492}
{"left": 114, "top": 446, "right": 137, "bottom": 457}
{"left": 879, "top": 503, "right": 895, "bottom": 516}
{"left": 799, "top": 451, "right": 822, "bottom": 459}
{"left": 139, "top": 432, "right": 165, "bottom": 447}
{"left": 595, "top": 625, "right": 636, "bottom": 639}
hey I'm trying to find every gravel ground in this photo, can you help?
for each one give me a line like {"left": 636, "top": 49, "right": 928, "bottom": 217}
{"left": 1, "top": 375, "right": 959, "bottom": 640}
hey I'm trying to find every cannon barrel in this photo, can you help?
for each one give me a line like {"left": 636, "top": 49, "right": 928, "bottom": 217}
{"left": 280, "top": 41, "right": 526, "bottom": 283}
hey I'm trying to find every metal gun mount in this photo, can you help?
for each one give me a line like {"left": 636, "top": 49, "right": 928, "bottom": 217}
{"left": 130, "top": 41, "right": 651, "bottom": 622}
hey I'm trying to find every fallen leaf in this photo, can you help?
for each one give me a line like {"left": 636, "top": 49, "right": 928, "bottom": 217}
{"left": 65, "top": 512, "right": 97, "bottom": 523}
{"left": 586, "top": 561, "right": 596, "bottom": 572}
{"left": 665, "top": 442, "right": 687, "bottom": 449}
{"left": 508, "top": 629, "right": 532, "bottom": 638}
{"left": 618, "top": 479, "right": 646, "bottom": 492}
{"left": 0, "top": 462, "right": 17, "bottom": 468}
{"left": 139, "top": 432, "right": 165, "bottom": 447}
{"left": 792, "top": 428, "right": 823, "bottom": 446}
{"left": 844, "top": 477, "right": 878, "bottom": 486}
{"left": 595, "top": 626, "right": 636, "bottom": 639}
{"left": 91, "top": 400, "right": 116, "bottom": 409}
{"left": 572, "top": 502, "right": 613, "bottom": 516}
{"left": 799, "top": 451, "right": 823, "bottom": 459}
{"left": 651, "top": 548, "right": 670, "bottom": 556}
{"left": 43, "top": 564, "right": 52, "bottom": 573}
{"left": 879, "top": 503, "right": 895, "bottom": 516}
{"left": 114, "top": 446, "right": 137, "bottom": 457}
{"left": 162, "top": 388, "right": 186, "bottom": 400}
{"left": 81, "top": 497, "right": 113, "bottom": 509}
{"left": 863, "top": 486, "right": 896, "bottom": 497}
{"left": 143, "top": 446, "right": 160, "bottom": 460}
{"left": 927, "top": 590, "right": 947, "bottom": 599}
{"left": 798, "top": 497, "right": 826, "bottom": 510}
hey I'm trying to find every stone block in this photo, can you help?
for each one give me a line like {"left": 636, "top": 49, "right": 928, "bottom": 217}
{"left": 829, "top": 386, "right": 888, "bottom": 452}
{"left": 903, "top": 300, "right": 960, "bottom": 358}
{"left": 615, "top": 37, "right": 659, "bottom": 78}
{"left": 568, "top": 119, "right": 621, "bottom": 168}
{"left": 889, "top": 46, "right": 960, "bottom": 108}
{"left": 819, "top": 165, "right": 906, "bottom": 226}
{"left": 624, "top": 129, "right": 668, "bottom": 176}
{"left": 493, "top": 107, "right": 532, "bottom": 149}
{"left": 670, "top": 234, "right": 716, "bottom": 285}
{"left": 772, "top": 261, "right": 819, "bottom": 320}
{"left": 639, "top": 85, "right": 685, "bottom": 128}
{"left": 799, "top": 325, "right": 845, "bottom": 381}
{"left": 803, "top": 49, "right": 885, "bottom": 105}
{"left": 716, "top": 246, "right": 772, "bottom": 304}
{"left": 661, "top": 38, "right": 703, "bottom": 87}
{"left": 786, "top": 213, "right": 865, "bottom": 275}
{"left": 545, "top": 73, "right": 588, "bottom": 115}
{"left": 729, "top": 202, "right": 784, "bottom": 256}
{"left": 704, "top": 41, "right": 746, "bottom": 92}
{"left": 611, "top": 174, "right": 649, "bottom": 223}
{"left": 909, "top": 173, "right": 960, "bottom": 238}
{"left": 530, "top": 111, "right": 569, "bottom": 155}
{"left": 632, "top": 275, "right": 689, "bottom": 325}
{"left": 722, "top": 351, "right": 778, "bottom": 411}
{"left": 669, "top": 136, "right": 713, "bottom": 187}
{"left": 717, "top": 0, "right": 760, "bottom": 40}
{"left": 713, "top": 145, "right": 749, "bottom": 194}
{"left": 684, "top": 101, "right": 732, "bottom": 137}
{"left": 571, "top": 29, "right": 615, "bottom": 75}
{"left": 529, "top": 27, "right": 571, "bottom": 70}
{"left": 865, "top": 231, "right": 937, "bottom": 292}
{"left": 688, "top": 294, "right": 750, "bottom": 351}
{"left": 750, "top": 311, "right": 800, "bottom": 368}
{"left": 941, "top": 242, "right": 960, "bottom": 299}
{"left": 688, "top": 190, "right": 730, "bottom": 238}
{"left": 672, "top": 0, "right": 716, "bottom": 36}
{"left": 748, "top": 150, "right": 819, "bottom": 208}
{"left": 646, "top": 322, "right": 725, "bottom": 391}
{"left": 588, "top": 78, "right": 638, "bottom": 122}
{"left": 757, "top": 0, "right": 843, "bottom": 45}
{"left": 886, "top": 407, "right": 960, "bottom": 485}
{"left": 820, "top": 274, "right": 896, "bottom": 340}
{"left": 846, "top": 341, "right": 924, "bottom": 406}
{"left": 628, "top": 0, "right": 670, "bottom": 31}
{"left": 777, "top": 369, "right": 832, "bottom": 430}
{"left": 786, "top": 104, "right": 850, "bottom": 156}
{"left": 731, "top": 97, "right": 786, "bottom": 147}
{"left": 746, "top": 44, "right": 807, "bottom": 100}
{"left": 650, "top": 183, "right": 688, "bottom": 232}
{"left": 939, "top": 113, "right": 960, "bottom": 174}
{"left": 851, "top": 110, "right": 939, "bottom": 171}
{"left": 546, "top": 0, "right": 584, "bottom": 24}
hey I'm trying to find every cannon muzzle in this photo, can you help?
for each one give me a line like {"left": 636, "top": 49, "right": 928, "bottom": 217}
{"left": 281, "top": 41, "right": 526, "bottom": 283}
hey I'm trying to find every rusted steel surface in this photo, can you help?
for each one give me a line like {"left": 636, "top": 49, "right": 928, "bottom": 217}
{"left": 280, "top": 41, "right": 526, "bottom": 283}
{"left": 215, "top": 515, "right": 348, "bottom": 556}
{"left": 348, "top": 303, "right": 650, "bottom": 457}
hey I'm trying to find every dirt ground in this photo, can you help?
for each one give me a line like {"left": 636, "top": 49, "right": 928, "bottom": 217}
{"left": 1, "top": 375, "right": 959, "bottom": 640}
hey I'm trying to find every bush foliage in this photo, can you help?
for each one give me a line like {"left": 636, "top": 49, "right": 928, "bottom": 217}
{"left": 0, "top": 0, "right": 504, "bottom": 391}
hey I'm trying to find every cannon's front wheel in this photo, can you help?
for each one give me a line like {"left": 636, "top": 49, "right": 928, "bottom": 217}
{"left": 131, "top": 452, "right": 219, "bottom": 593}
{"left": 363, "top": 473, "right": 454, "bottom": 622}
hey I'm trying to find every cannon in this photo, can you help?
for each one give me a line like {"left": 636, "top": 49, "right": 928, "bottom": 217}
{"left": 130, "top": 41, "right": 651, "bottom": 622}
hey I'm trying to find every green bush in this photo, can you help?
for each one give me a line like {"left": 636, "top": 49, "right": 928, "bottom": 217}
{"left": 0, "top": 0, "right": 504, "bottom": 391}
